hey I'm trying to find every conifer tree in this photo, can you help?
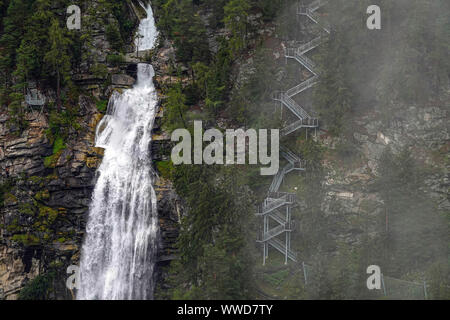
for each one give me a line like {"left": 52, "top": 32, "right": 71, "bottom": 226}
{"left": 224, "top": 0, "right": 251, "bottom": 55}
{"left": 166, "top": 82, "right": 188, "bottom": 131}
{"left": 0, "top": 0, "right": 32, "bottom": 101}
{"left": 44, "top": 18, "right": 72, "bottom": 111}
{"left": 14, "top": 0, "right": 53, "bottom": 86}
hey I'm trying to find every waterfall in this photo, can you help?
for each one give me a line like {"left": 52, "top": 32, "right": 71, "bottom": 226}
{"left": 77, "top": 4, "right": 159, "bottom": 300}
{"left": 135, "top": 1, "right": 158, "bottom": 51}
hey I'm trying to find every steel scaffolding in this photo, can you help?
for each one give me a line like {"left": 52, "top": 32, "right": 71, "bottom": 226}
{"left": 257, "top": 0, "right": 328, "bottom": 265}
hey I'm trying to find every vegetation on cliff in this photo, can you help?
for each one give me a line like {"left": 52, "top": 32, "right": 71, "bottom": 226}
{"left": 151, "top": 0, "right": 289, "bottom": 299}
{"left": 154, "top": 0, "right": 449, "bottom": 300}
{"left": 0, "top": 0, "right": 448, "bottom": 300}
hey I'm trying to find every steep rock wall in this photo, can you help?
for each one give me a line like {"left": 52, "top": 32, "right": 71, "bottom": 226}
{"left": 0, "top": 1, "right": 182, "bottom": 300}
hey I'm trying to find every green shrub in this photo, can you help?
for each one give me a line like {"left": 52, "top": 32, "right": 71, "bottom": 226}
{"left": 18, "top": 271, "right": 56, "bottom": 300}
{"left": 156, "top": 160, "right": 174, "bottom": 180}
{"left": 52, "top": 136, "right": 66, "bottom": 154}
{"left": 3, "top": 192, "right": 17, "bottom": 205}
{"left": 107, "top": 54, "right": 125, "bottom": 67}
{"left": 91, "top": 63, "right": 108, "bottom": 79}
{"left": 34, "top": 190, "right": 50, "bottom": 201}
{"left": 183, "top": 84, "right": 202, "bottom": 106}
{"left": 44, "top": 150, "right": 63, "bottom": 168}
{"left": 106, "top": 24, "right": 124, "bottom": 52}
{"left": 19, "top": 203, "right": 36, "bottom": 215}
{"left": 11, "top": 234, "right": 40, "bottom": 246}
{"left": 43, "top": 134, "right": 66, "bottom": 169}
{"left": 96, "top": 99, "right": 108, "bottom": 113}
{"left": 0, "top": 180, "right": 13, "bottom": 207}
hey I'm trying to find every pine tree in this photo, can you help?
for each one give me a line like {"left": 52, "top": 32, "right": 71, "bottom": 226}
{"left": 14, "top": 0, "right": 54, "bottom": 86}
{"left": 224, "top": 0, "right": 251, "bottom": 55}
{"left": 44, "top": 18, "right": 72, "bottom": 112}
{"left": 168, "top": 166, "right": 254, "bottom": 299}
{"left": 165, "top": 82, "right": 188, "bottom": 131}
{"left": 0, "top": 0, "right": 33, "bottom": 102}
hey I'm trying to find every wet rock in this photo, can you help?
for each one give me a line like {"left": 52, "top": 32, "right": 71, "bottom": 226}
{"left": 111, "top": 74, "right": 136, "bottom": 86}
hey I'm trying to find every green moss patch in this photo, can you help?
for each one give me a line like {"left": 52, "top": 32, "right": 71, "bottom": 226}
{"left": 156, "top": 160, "right": 174, "bottom": 180}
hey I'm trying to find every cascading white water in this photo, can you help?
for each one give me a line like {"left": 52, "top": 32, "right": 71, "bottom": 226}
{"left": 135, "top": 1, "right": 158, "bottom": 51}
{"left": 77, "top": 4, "right": 159, "bottom": 300}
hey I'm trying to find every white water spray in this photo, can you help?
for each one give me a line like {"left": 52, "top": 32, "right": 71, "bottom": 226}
{"left": 135, "top": 1, "right": 158, "bottom": 51}
{"left": 78, "top": 4, "right": 159, "bottom": 300}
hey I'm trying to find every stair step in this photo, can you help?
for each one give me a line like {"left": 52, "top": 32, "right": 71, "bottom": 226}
{"left": 269, "top": 210, "right": 287, "bottom": 225}
{"left": 259, "top": 224, "right": 290, "bottom": 242}
{"left": 268, "top": 238, "right": 297, "bottom": 262}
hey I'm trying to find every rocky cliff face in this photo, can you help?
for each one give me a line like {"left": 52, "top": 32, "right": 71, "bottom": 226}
{"left": 0, "top": 97, "right": 103, "bottom": 299}
{"left": 316, "top": 101, "right": 449, "bottom": 246}
{"left": 0, "top": 1, "right": 182, "bottom": 300}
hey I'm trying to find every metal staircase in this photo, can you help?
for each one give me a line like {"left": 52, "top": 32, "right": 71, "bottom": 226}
{"left": 298, "top": 0, "right": 331, "bottom": 34}
{"left": 257, "top": 0, "right": 328, "bottom": 265}
{"left": 273, "top": 0, "right": 330, "bottom": 137}
{"left": 257, "top": 188, "right": 297, "bottom": 265}
{"left": 257, "top": 146, "right": 305, "bottom": 265}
